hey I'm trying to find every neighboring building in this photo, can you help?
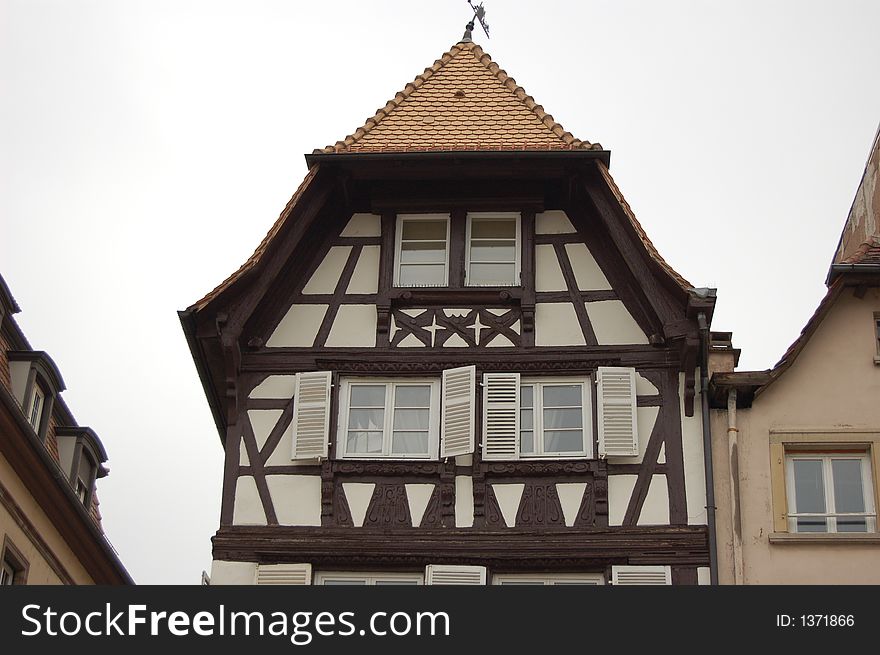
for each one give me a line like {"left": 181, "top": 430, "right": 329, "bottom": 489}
{"left": 0, "top": 275, "right": 130, "bottom": 585}
{"left": 182, "top": 35, "right": 716, "bottom": 586}
{"left": 710, "top": 124, "right": 880, "bottom": 584}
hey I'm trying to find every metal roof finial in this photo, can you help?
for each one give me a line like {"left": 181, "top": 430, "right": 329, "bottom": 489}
{"left": 462, "top": 1, "right": 490, "bottom": 42}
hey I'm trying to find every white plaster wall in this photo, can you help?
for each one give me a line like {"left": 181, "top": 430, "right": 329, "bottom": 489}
{"left": 302, "top": 246, "right": 351, "bottom": 294}
{"left": 239, "top": 440, "right": 249, "bottom": 466}
{"left": 210, "top": 560, "right": 257, "bottom": 585}
{"left": 325, "top": 305, "right": 377, "bottom": 347}
{"left": 340, "top": 213, "right": 381, "bottom": 237}
{"left": 455, "top": 476, "right": 474, "bottom": 527}
{"left": 680, "top": 371, "right": 707, "bottom": 525}
{"left": 535, "top": 210, "right": 576, "bottom": 234}
{"left": 492, "top": 484, "right": 525, "bottom": 527}
{"left": 405, "top": 484, "right": 435, "bottom": 527}
{"left": 267, "top": 304, "right": 327, "bottom": 347}
{"left": 638, "top": 474, "right": 670, "bottom": 525}
{"left": 267, "top": 475, "right": 322, "bottom": 526}
{"left": 635, "top": 373, "right": 659, "bottom": 396}
{"left": 233, "top": 477, "right": 266, "bottom": 525}
{"left": 342, "top": 482, "right": 375, "bottom": 528}
{"left": 697, "top": 567, "right": 710, "bottom": 585}
{"left": 247, "top": 409, "right": 283, "bottom": 452}
{"left": 9, "top": 360, "right": 29, "bottom": 404}
{"left": 535, "top": 303, "right": 585, "bottom": 346}
{"left": 56, "top": 436, "right": 76, "bottom": 479}
{"left": 535, "top": 244, "right": 566, "bottom": 291}
{"left": 585, "top": 300, "right": 648, "bottom": 345}
{"left": 346, "top": 246, "right": 380, "bottom": 294}
{"left": 565, "top": 243, "right": 611, "bottom": 291}
{"left": 249, "top": 375, "right": 297, "bottom": 399}
{"left": 556, "top": 483, "right": 587, "bottom": 527}
{"left": 607, "top": 475, "right": 636, "bottom": 527}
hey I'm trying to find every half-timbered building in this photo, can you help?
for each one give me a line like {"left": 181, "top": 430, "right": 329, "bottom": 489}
{"left": 181, "top": 35, "right": 716, "bottom": 586}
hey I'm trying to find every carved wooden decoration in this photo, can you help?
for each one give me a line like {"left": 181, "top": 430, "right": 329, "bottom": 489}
{"left": 390, "top": 308, "right": 521, "bottom": 348}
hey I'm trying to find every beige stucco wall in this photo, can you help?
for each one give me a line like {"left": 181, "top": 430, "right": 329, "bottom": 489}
{"left": 712, "top": 286, "right": 880, "bottom": 584}
{"left": 0, "top": 451, "right": 95, "bottom": 584}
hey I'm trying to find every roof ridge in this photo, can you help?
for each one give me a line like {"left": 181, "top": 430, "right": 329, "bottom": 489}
{"left": 315, "top": 41, "right": 597, "bottom": 154}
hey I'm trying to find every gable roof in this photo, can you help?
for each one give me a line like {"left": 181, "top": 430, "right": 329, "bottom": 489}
{"left": 315, "top": 41, "right": 600, "bottom": 154}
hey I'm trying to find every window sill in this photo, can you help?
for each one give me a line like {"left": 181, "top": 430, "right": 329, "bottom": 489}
{"left": 769, "top": 532, "right": 880, "bottom": 545}
{"left": 389, "top": 288, "right": 522, "bottom": 307}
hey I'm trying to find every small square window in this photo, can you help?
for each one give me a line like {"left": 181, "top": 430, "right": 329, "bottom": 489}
{"left": 394, "top": 214, "right": 450, "bottom": 287}
{"left": 785, "top": 451, "right": 877, "bottom": 533}
{"left": 338, "top": 379, "right": 440, "bottom": 459}
{"left": 466, "top": 212, "right": 520, "bottom": 286}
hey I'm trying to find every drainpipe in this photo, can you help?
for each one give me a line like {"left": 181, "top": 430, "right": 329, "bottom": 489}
{"left": 728, "top": 388, "right": 744, "bottom": 584}
{"left": 697, "top": 312, "right": 718, "bottom": 585}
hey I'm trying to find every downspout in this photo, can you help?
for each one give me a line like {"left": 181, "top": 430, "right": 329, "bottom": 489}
{"left": 697, "top": 312, "right": 718, "bottom": 585}
{"left": 728, "top": 388, "right": 744, "bottom": 584}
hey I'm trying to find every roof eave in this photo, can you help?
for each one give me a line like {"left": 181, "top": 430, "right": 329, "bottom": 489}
{"left": 304, "top": 149, "right": 611, "bottom": 169}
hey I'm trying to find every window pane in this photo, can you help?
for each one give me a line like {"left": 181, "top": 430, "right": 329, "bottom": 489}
{"left": 394, "top": 385, "right": 431, "bottom": 407}
{"left": 471, "top": 219, "right": 516, "bottom": 239}
{"left": 348, "top": 409, "right": 384, "bottom": 430}
{"left": 837, "top": 518, "right": 868, "bottom": 533}
{"left": 400, "top": 241, "right": 447, "bottom": 264}
{"left": 470, "top": 241, "right": 516, "bottom": 262}
{"left": 468, "top": 263, "right": 516, "bottom": 285}
{"left": 322, "top": 579, "right": 367, "bottom": 585}
{"left": 402, "top": 219, "right": 447, "bottom": 240}
{"left": 792, "top": 459, "right": 826, "bottom": 513}
{"left": 393, "top": 409, "right": 429, "bottom": 430}
{"left": 520, "top": 386, "right": 533, "bottom": 408}
{"left": 831, "top": 459, "right": 866, "bottom": 514}
{"left": 544, "top": 430, "right": 583, "bottom": 453}
{"left": 796, "top": 517, "right": 828, "bottom": 533}
{"left": 543, "top": 385, "right": 582, "bottom": 407}
{"left": 347, "top": 431, "right": 383, "bottom": 454}
{"left": 543, "top": 408, "right": 582, "bottom": 430}
{"left": 520, "top": 408, "right": 534, "bottom": 430}
{"left": 398, "top": 263, "right": 446, "bottom": 286}
{"left": 520, "top": 430, "right": 534, "bottom": 454}
{"left": 350, "top": 385, "right": 385, "bottom": 407}
{"left": 392, "top": 431, "right": 429, "bottom": 455}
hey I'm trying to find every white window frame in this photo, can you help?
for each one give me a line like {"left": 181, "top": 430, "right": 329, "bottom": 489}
{"left": 27, "top": 385, "right": 44, "bottom": 431}
{"left": 465, "top": 212, "right": 521, "bottom": 287}
{"left": 493, "top": 573, "right": 604, "bottom": 585}
{"left": 315, "top": 572, "right": 424, "bottom": 585}
{"left": 519, "top": 377, "right": 592, "bottom": 459}
{"left": 338, "top": 378, "right": 441, "bottom": 460}
{"left": 785, "top": 452, "right": 877, "bottom": 533}
{"left": 393, "top": 213, "right": 450, "bottom": 287}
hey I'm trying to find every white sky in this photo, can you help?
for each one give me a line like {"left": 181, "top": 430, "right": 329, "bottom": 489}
{"left": 1, "top": 1, "right": 879, "bottom": 584}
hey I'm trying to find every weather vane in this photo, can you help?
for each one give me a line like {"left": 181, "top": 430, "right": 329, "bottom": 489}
{"left": 462, "top": 0, "right": 490, "bottom": 41}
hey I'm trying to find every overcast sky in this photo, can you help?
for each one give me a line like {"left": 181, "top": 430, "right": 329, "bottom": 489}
{"left": 1, "top": 1, "right": 879, "bottom": 584}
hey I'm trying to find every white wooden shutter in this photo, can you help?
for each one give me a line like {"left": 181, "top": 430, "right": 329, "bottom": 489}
{"left": 611, "top": 565, "right": 671, "bottom": 586}
{"left": 291, "top": 371, "right": 332, "bottom": 459}
{"left": 597, "top": 367, "right": 639, "bottom": 457}
{"left": 481, "top": 372, "right": 520, "bottom": 460}
{"left": 440, "top": 365, "right": 476, "bottom": 458}
{"left": 425, "top": 565, "right": 486, "bottom": 585}
{"left": 255, "top": 563, "right": 313, "bottom": 585}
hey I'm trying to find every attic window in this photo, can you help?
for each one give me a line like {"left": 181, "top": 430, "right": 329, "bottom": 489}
{"left": 465, "top": 213, "right": 520, "bottom": 286}
{"left": 874, "top": 313, "right": 880, "bottom": 363}
{"left": 394, "top": 214, "right": 450, "bottom": 287}
{"left": 27, "top": 385, "right": 44, "bottom": 431}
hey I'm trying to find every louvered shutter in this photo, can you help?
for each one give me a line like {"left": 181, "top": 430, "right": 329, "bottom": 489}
{"left": 255, "top": 563, "right": 313, "bottom": 585}
{"left": 425, "top": 565, "right": 486, "bottom": 585}
{"left": 440, "top": 365, "right": 476, "bottom": 458}
{"left": 482, "top": 373, "right": 520, "bottom": 460}
{"left": 597, "top": 367, "right": 639, "bottom": 457}
{"left": 291, "top": 371, "right": 332, "bottom": 459}
{"left": 611, "top": 565, "right": 671, "bottom": 586}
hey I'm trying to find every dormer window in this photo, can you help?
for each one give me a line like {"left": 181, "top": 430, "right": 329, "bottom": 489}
{"left": 55, "top": 426, "right": 107, "bottom": 507}
{"left": 465, "top": 212, "right": 520, "bottom": 286}
{"left": 27, "top": 385, "right": 44, "bottom": 431}
{"left": 394, "top": 214, "right": 450, "bottom": 287}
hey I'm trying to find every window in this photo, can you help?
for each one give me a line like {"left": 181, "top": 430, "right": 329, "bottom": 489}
{"left": 338, "top": 379, "right": 440, "bottom": 459}
{"left": 466, "top": 212, "right": 520, "bottom": 286}
{"left": 520, "top": 380, "right": 591, "bottom": 458}
{"left": 1, "top": 539, "right": 28, "bottom": 585}
{"left": 27, "top": 385, "right": 44, "bottom": 431}
{"left": 785, "top": 452, "right": 876, "bottom": 533}
{"left": 74, "top": 449, "right": 96, "bottom": 506}
{"left": 316, "top": 572, "right": 423, "bottom": 585}
{"left": 493, "top": 573, "right": 603, "bottom": 585}
{"left": 874, "top": 312, "right": 880, "bottom": 362}
{"left": 394, "top": 214, "right": 449, "bottom": 287}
